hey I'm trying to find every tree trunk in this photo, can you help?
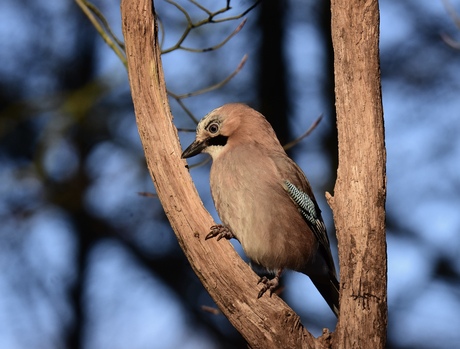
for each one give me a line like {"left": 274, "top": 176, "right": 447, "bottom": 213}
{"left": 328, "top": 0, "right": 388, "bottom": 348}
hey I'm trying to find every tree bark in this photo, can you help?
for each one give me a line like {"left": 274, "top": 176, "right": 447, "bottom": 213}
{"left": 120, "top": 0, "right": 324, "bottom": 348}
{"left": 328, "top": 0, "right": 387, "bottom": 348}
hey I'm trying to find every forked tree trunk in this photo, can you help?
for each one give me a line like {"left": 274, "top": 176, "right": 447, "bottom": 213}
{"left": 120, "top": 0, "right": 386, "bottom": 348}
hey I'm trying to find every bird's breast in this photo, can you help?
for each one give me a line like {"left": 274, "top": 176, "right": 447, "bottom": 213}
{"left": 209, "top": 152, "right": 317, "bottom": 272}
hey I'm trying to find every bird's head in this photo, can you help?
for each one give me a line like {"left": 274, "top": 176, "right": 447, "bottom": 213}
{"left": 182, "top": 103, "right": 277, "bottom": 160}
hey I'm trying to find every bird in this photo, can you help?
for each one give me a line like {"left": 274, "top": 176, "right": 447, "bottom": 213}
{"left": 181, "top": 103, "right": 339, "bottom": 317}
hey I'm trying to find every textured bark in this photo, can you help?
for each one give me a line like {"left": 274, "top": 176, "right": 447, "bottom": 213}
{"left": 120, "top": 0, "right": 323, "bottom": 348}
{"left": 328, "top": 0, "right": 388, "bottom": 348}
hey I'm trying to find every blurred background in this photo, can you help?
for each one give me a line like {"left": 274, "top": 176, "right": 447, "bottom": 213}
{"left": 1, "top": 0, "right": 459, "bottom": 348}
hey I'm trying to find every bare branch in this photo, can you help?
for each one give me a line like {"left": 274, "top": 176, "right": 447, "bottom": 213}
{"left": 162, "top": 0, "right": 194, "bottom": 54}
{"left": 188, "top": 0, "right": 259, "bottom": 24}
{"left": 165, "top": 0, "right": 193, "bottom": 24}
{"left": 187, "top": 156, "right": 211, "bottom": 170}
{"left": 157, "top": 15, "right": 166, "bottom": 49}
{"left": 169, "top": 97, "right": 199, "bottom": 124}
{"left": 189, "top": 0, "right": 217, "bottom": 16}
{"left": 441, "top": 33, "right": 460, "bottom": 49}
{"left": 442, "top": 0, "right": 460, "bottom": 49}
{"left": 176, "top": 127, "right": 196, "bottom": 133}
{"left": 75, "top": 0, "right": 126, "bottom": 67}
{"left": 179, "top": 19, "right": 247, "bottom": 53}
{"left": 137, "top": 192, "right": 158, "bottom": 198}
{"left": 209, "top": 0, "right": 261, "bottom": 23}
{"left": 283, "top": 114, "right": 323, "bottom": 151}
{"left": 162, "top": 0, "right": 258, "bottom": 54}
{"left": 86, "top": 1, "right": 125, "bottom": 49}
{"left": 169, "top": 54, "right": 248, "bottom": 99}
{"left": 443, "top": 0, "right": 460, "bottom": 29}
{"left": 167, "top": 55, "right": 248, "bottom": 125}
{"left": 201, "top": 305, "right": 221, "bottom": 315}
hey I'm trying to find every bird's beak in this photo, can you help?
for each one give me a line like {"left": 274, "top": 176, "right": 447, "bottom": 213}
{"left": 181, "top": 139, "right": 207, "bottom": 159}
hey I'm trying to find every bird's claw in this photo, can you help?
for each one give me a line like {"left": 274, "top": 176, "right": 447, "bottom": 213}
{"left": 205, "top": 224, "right": 234, "bottom": 241}
{"left": 257, "top": 276, "right": 280, "bottom": 298}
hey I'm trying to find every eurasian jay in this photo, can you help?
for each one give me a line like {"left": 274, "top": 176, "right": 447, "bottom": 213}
{"left": 181, "top": 103, "right": 340, "bottom": 317}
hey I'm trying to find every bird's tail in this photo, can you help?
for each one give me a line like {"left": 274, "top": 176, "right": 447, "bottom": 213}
{"left": 310, "top": 272, "right": 340, "bottom": 317}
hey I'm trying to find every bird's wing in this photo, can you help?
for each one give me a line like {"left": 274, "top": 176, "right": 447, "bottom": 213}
{"left": 270, "top": 152, "right": 337, "bottom": 276}
{"left": 283, "top": 179, "right": 330, "bottom": 251}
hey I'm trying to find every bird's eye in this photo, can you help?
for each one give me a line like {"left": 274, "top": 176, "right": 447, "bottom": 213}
{"left": 208, "top": 123, "right": 219, "bottom": 134}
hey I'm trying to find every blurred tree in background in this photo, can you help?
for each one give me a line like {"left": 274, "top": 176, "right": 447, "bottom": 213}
{"left": 0, "top": 1, "right": 459, "bottom": 349}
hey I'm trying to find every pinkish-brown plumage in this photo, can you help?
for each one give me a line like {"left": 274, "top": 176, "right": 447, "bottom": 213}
{"left": 182, "top": 103, "right": 339, "bottom": 316}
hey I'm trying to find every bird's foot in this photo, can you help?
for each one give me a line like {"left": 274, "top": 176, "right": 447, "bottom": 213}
{"left": 257, "top": 275, "right": 280, "bottom": 298}
{"left": 205, "top": 224, "right": 235, "bottom": 241}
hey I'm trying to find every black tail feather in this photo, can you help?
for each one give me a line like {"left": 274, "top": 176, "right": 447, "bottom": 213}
{"left": 310, "top": 273, "right": 340, "bottom": 317}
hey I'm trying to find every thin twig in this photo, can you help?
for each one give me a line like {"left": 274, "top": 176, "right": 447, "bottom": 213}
{"left": 75, "top": 0, "right": 127, "bottom": 67}
{"left": 192, "top": 0, "right": 260, "bottom": 25}
{"left": 165, "top": 0, "right": 193, "bottom": 23}
{"left": 169, "top": 97, "right": 199, "bottom": 124}
{"left": 162, "top": 0, "right": 259, "bottom": 54}
{"left": 138, "top": 191, "right": 158, "bottom": 198}
{"left": 188, "top": 0, "right": 236, "bottom": 23}
{"left": 201, "top": 305, "right": 221, "bottom": 315}
{"left": 208, "top": 0, "right": 260, "bottom": 23}
{"left": 443, "top": 0, "right": 460, "bottom": 29}
{"left": 86, "top": 1, "right": 125, "bottom": 49}
{"left": 188, "top": 156, "right": 212, "bottom": 169}
{"left": 157, "top": 15, "right": 166, "bottom": 49}
{"left": 441, "top": 33, "right": 460, "bottom": 49}
{"left": 176, "top": 127, "right": 197, "bottom": 133}
{"left": 189, "top": 0, "right": 215, "bottom": 16}
{"left": 169, "top": 55, "right": 248, "bottom": 99}
{"left": 162, "top": 0, "right": 194, "bottom": 54}
{"left": 283, "top": 114, "right": 324, "bottom": 151}
{"left": 180, "top": 19, "right": 247, "bottom": 53}
{"left": 441, "top": 0, "right": 460, "bottom": 49}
